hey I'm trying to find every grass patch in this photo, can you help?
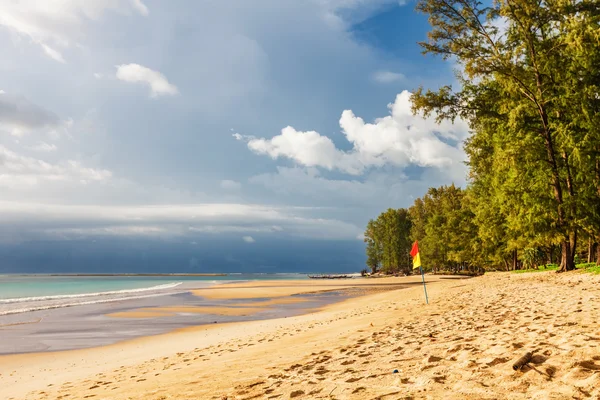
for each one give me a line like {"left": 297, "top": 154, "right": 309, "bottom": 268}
{"left": 433, "top": 270, "right": 483, "bottom": 277}
{"left": 510, "top": 262, "right": 600, "bottom": 274}
{"left": 513, "top": 264, "right": 558, "bottom": 274}
{"left": 577, "top": 263, "right": 600, "bottom": 274}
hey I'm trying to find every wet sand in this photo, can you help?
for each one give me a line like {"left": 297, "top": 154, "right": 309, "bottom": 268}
{"left": 191, "top": 276, "right": 427, "bottom": 299}
{"left": 5, "top": 273, "right": 599, "bottom": 399}
{"left": 0, "top": 288, "right": 345, "bottom": 355}
{"left": 108, "top": 305, "right": 268, "bottom": 318}
{"left": 0, "top": 276, "right": 417, "bottom": 355}
{"left": 233, "top": 297, "right": 311, "bottom": 307}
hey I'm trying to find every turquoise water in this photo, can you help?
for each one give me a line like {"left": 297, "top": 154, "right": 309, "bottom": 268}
{"left": 0, "top": 274, "right": 307, "bottom": 300}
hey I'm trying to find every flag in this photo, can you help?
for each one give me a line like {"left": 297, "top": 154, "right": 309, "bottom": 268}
{"left": 410, "top": 241, "right": 421, "bottom": 269}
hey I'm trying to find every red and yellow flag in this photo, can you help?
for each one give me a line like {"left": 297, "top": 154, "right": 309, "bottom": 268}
{"left": 410, "top": 241, "right": 421, "bottom": 269}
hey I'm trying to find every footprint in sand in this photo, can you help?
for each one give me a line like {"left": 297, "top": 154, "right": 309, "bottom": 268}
{"left": 575, "top": 360, "right": 600, "bottom": 371}
{"left": 486, "top": 357, "right": 510, "bottom": 367}
{"left": 313, "top": 367, "right": 329, "bottom": 375}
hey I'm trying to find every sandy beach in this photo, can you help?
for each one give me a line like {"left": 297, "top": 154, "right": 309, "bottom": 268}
{"left": 2, "top": 272, "right": 600, "bottom": 399}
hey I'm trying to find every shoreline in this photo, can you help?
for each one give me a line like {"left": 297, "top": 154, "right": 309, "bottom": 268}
{"left": 8, "top": 272, "right": 599, "bottom": 399}
{"left": 1, "top": 275, "right": 442, "bottom": 398}
{"left": 0, "top": 276, "right": 426, "bottom": 356}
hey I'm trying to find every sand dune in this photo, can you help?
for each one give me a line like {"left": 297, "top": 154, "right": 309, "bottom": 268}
{"left": 3, "top": 272, "right": 600, "bottom": 399}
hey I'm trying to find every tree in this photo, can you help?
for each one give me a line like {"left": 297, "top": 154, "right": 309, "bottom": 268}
{"left": 364, "top": 0, "right": 600, "bottom": 272}
{"left": 364, "top": 219, "right": 382, "bottom": 273}
{"left": 363, "top": 209, "right": 413, "bottom": 274}
{"left": 409, "top": 185, "right": 477, "bottom": 272}
{"left": 411, "top": 0, "right": 600, "bottom": 271}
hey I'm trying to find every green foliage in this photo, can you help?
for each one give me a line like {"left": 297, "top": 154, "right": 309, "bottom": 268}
{"left": 583, "top": 265, "right": 600, "bottom": 275}
{"left": 364, "top": 0, "right": 600, "bottom": 274}
{"left": 522, "top": 248, "right": 544, "bottom": 269}
{"left": 408, "top": 185, "right": 477, "bottom": 272}
{"left": 364, "top": 219, "right": 381, "bottom": 274}
{"left": 576, "top": 263, "right": 599, "bottom": 272}
{"left": 513, "top": 264, "right": 559, "bottom": 274}
{"left": 410, "top": 0, "right": 600, "bottom": 272}
{"left": 363, "top": 208, "right": 413, "bottom": 274}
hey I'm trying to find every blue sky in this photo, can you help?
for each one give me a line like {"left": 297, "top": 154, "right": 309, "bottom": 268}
{"left": 0, "top": 0, "right": 469, "bottom": 272}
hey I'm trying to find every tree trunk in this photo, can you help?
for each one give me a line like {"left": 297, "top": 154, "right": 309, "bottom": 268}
{"left": 571, "top": 231, "right": 577, "bottom": 263}
{"left": 559, "top": 239, "right": 576, "bottom": 272}
{"left": 588, "top": 238, "right": 594, "bottom": 264}
{"left": 513, "top": 249, "right": 518, "bottom": 271}
{"left": 539, "top": 114, "right": 572, "bottom": 271}
{"left": 597, "top": 240, "right": 600, "bottom": 265}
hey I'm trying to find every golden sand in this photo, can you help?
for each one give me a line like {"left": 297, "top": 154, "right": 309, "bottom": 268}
{"left": 3, "top": 272, "right": 600, "bottom": 399}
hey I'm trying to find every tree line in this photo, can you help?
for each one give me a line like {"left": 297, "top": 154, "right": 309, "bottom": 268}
{"left": 364, "top": 0, "right": 600, "bottom": 273}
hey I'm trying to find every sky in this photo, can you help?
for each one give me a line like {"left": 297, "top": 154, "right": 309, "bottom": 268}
{"left": 0, "top": 0, "right": 469, "bottom": 273}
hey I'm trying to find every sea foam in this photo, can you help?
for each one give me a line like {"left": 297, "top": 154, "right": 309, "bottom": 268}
{"left": 0, "top": 282, "right": 183, "bottom": 304}
{"left": 0, "top": 282, "right": 184, "bottom": 316}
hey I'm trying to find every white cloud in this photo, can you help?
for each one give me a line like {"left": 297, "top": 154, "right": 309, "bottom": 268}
{"left": 490, "top": 15, "right": 509, "bottom": 41}
{"left": 44, "top": 225, "right": 165, "bottom": 238}
{"left": 0, "top": 90, "right": 5, "bottom": 94}
{"left": 0, "top": 0, "right": 149, "bottom": 62}
{"left": 0, "top": 145, "right": 112, "bottom": 187}
{"left": 40, "top": 43, "right": 66, "bottom": 63}
{"left": 237, "top": 127, "right": 363, "bottom": 174}
{"left": 237, "top": 90, "right": 469, "bottom": 175}
{"left": 242, "top": 235, "right": 256, "bottom": 243}
{"left": 189, "top": 225, "right": 281, "bottom": 234}
{"left": 93, "top": 73, "right": 103, "bottom": 79}
{"left": 29, "top": 142, "right": 57, "bottom": 152}
{"left": 130, "top": 0, "right": 150, "bottom": 16}
{"left": 220, "top": 179, "right": 241, "bottom": 190}
{"left": 116, "top": 64, "right": 179, "bottom": 97}
{"left": 372, "top": 70, "right": 404, "bottom": 83}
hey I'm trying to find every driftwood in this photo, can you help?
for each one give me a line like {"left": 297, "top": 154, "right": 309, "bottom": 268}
{"left": 512, "top": 352, "right": 533, "bottom": 370}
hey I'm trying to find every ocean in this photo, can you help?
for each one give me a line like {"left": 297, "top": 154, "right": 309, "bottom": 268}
{"left": 0, "top": 273, "right": 349, "bottom": 354}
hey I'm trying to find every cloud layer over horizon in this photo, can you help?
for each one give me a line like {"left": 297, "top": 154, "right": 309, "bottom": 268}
{"left": 0, "top": 0, "right": 467, "bottom": 264}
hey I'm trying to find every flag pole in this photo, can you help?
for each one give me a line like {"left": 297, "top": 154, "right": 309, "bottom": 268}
{"left": 420, "top": 266, "right": 429, "bottom": 304}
